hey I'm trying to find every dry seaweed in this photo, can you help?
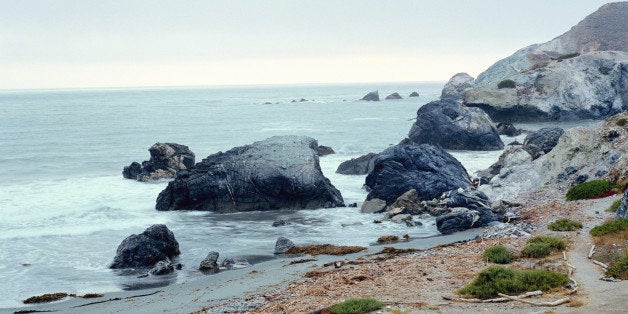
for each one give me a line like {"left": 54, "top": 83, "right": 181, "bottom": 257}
{"left": 286, "top": 244, "right": 367, "bottom": 256}
{"left": 23, "top": 293, "right": 68, "bottom": 304}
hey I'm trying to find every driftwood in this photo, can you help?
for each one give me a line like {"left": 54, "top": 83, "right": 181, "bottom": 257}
{"left": 443, "top": 290, "right": 542, "bottom": 303}
{"left": 592, "top": 260, "right": 608, "bottom": 269}
{"left": 563, "top": 251, "right": 567, "bottom": 261}
{"left": 589, "top": 245, "right": 595, "bottom": 259}
{"left": 71, "top": 290, "right": 162, "bottom": 308}
{"left": 497, "top": 293, "right": 570, "bottom": 306}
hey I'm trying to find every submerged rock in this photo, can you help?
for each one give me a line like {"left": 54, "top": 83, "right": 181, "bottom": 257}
{"left": 275, "top": 237, "right": 295, "bottom": 254}
{"left": 271, "top": 219, "right": 291, "bottom": 227}
{"left": 123, "top": 143, "right": 195, "bottom": 182}
{"left": 617, "top": 190, "right": 628, "bottom": 220}
{"left": 365, "top": 144, "right": 472, "bottom": 204}
{"left": 385, "top": 92, "right": 402, "bottom": 100}
{"left": 199, "top": 251, "right": 220, "bottom": 272}
{"left": 361, "top": 90, "right": 380, "bottom": 101}
{"left": 407, "top": 99, "right": 504, "bottom": 150}
{"left": 110, "top": 224, "right": 180, "bottom": 269}
{"left": 523, "top": 127, "right": 564, "bottom": 159}
{"left": 221, "top": 257, "right": 252, "bottom": 270}
{"left": 360, "top": 198, "right": 387, "bottom": 214}
{"left": 497, "top": 123, "right": 523, "bottom": 137}
{"left": 156, "top": 136, "right": 344, "bottom": 212}
{"left": 149, "top": 260, "right": 175, "bottom": 275}
{"left": 336, "top": 153, "right": 378, "bottom": 175}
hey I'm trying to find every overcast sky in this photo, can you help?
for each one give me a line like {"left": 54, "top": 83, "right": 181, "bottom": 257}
{"left": 0, "top": 0, "right": 614, "bottom": 89}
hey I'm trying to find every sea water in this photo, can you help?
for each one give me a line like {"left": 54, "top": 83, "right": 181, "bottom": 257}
{"left": 0, "top": 83, "right": 581, "bottom": 307}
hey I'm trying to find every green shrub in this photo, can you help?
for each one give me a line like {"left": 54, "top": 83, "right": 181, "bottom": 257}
{"left": 497, "top": 79, "right": 516, "bottom": 89}
{"left": 617, "top": 118, "right": 627, "bottom": 127}
{"left": 458, "top": 266, "right": 569, "bottom": 299}
{"left": 590, "top": 219, "right": 628, "bottom": 236}
{"left": 605, "top": 253, "right": 628, "bottom": 280}
{"left": 557, "top": 52, "right": 580, "bottom": 60}
{"left": 598, "top": 66, "right": 611, "bottom": 75}
{"left": 607, "top": 200, "right": 622, "bottom": 212}
{"left": 330, "top": 298, "right": 385, "bottom": 314}
{"left": 483, "top": 245, "right": 512, "bottom": 264}
{"left": 548, "top": 219, "right": 583, "bottom": 231}
{"left": 566, "top": 180, "right": 617, "bottom": 201}
{"left": 527, "top": 236, "right": 566, "bottom": 250}
{"left": 521, "top": 236, "right": 566, "bottom": 258}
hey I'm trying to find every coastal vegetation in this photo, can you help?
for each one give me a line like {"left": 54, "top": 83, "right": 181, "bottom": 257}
{"left": 565, "top": 180, "right": 617, "bottom": 201}
{"left": 497, "top": 79, "right": 516, "bottom": 89}
{"left": 605, "top": 253, "right": 628, "bottom": 280}
{"left": 521, "top": 236, "right": 566, "bottom": 258}
{"left": 556, "top": 52, "right": 580, "bottom": 60}
{"left": 329, "top": 298, "right": 385, "bottom": 314}
{"left": 458, "top": 266, "right": 568, "bottom": 299}
{"left": 482, "top": 245, "right": 512, "bottom": 264}
{"left": 607, "top": 199, "right": 622, "bottom": 212}
{"left": 589, "top": 219, "right": 628, "bottom": 236}
{"left": 548, "top": 219, "right": 583, "bottom": 231}
{"left": 616, "top": 118, "right": 627, "bottom": 127}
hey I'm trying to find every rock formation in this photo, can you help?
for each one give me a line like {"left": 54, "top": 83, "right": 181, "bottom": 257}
{"left": 336, "top": 153, "right": 378, "bottom": 175}
{"left": 463, "top": 2, "right": 628, "bottom": 121}
{"left": 496, "top": 123, "right": 523, "bottom": 137}
{"left": 441, "top": 73, "right": 475, "bottom": 102}
{"left": 361, "top": 91, "right": 380, "bottom": 101}
{"left": 364, "top": 144, "right": 472, "bottom": 204}
{"left": 316, "top": 145, "right": 335, "bottom": 156}
{"left": 385, "top": 92, "right": 403, "bottom": 100}
{"left": 123, "top": 143, "right": 195, "bottom": 182}
{"left": 522, "top": 127, "right": 564, "bottom": 160}
{"left": 156, "top": 136, "right": 344, "bottom": 212}
{"left": 409, "top": 91, "right": 420, "bottom": 97}
{"left": 110, "top": 224, "right": 180, "bottom": 269}
{"left": 407, "top": 99, "right": 504, "bottom": 150}
{"left": 616, "top": 190, "right": 628, "bottom": 220}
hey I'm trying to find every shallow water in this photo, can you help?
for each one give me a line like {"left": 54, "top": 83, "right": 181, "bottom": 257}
{"left": 0, "top": 83, "right": 590, "bottom": 307}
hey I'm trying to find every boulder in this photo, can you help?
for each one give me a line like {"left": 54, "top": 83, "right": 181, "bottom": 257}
{"left": 275, "top": 237, "right": 295, "bottom": 254}
{"left": 365, "top": 144, "right": 472, "bottom": 204}
{"left": 441, "top": 72, "right": 475, "bottom": 102}
{"left": 523, "top": 127, "right": 564, "bottom": 159}
{"left": 436, "top": 209, "right": 481, "bottom": 234}
{"left": 482, "top": 223, "right": 532, "bottom": 239}
{"left": 409, "top": 91, "right": 420, "bottom": 97}
{"left": 496, "top": 123, "right": 522, "bottom": 136}
{"left": 360, "top": 198, "right": 387, "bottom": 214}
{"left": 385, "top": 92, "right": 402, "bottom": 100}
{"left": 271, "top": 219, "right": 291, "bottom": 227}
{"left": 390, "top": 189, "right": 421, "bottom": 214}
{"left": 149, "top": 260, "right": 175, "bottom": 275}
{"left": 407, "top": 99, "right": 504, "bottom": 150}
{"left": 221, "top": 257, "right": 252, "bottom": 270}
{"left": 199, "top": 251, "right": 220, "bottom": 272}
{"left": 123, "top": 143, "right": 195, "bottom": 182}
{"left": 361, "top": 91, "right": 380, "bottom": 101}
{"left": 316, "top": 145, "right": 335, "bottom": 156}
{"left": 434, "top": 188, "right": 500, "bottom": 234}
{"left": 110, "top": 224, "right": 180, "bottom": 269}
{"left": 616, "top": 190, "right": 628, "bottom": 220}
{"left": 336, "top": 153, "right": 378, "bottom": 175}
{"left": 464, "top": 3, "right": 628, "bottom": 121}
{"left": 156, "top": 136, "right": 344, "bottom": 212}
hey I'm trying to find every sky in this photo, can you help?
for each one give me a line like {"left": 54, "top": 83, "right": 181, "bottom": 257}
{"left": 0, "top": 0, "right": 615, "bottom": 90}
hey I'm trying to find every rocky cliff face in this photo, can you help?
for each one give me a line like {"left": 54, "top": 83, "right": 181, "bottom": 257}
{"left": 463, "top": 2, "right": 628, "bottom": 121}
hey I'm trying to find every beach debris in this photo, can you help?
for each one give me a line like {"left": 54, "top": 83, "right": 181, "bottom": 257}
{"left": 377, "top": 235, "right": 400, "bottom": 243}
{"left": 285, "top": 244, "right": 366, "bottom": 256}
{"left": 443, "top": 290, "right": 542, "bottom": 303}
{"left": 23, "top": 293, "right": 69, "bottom": 304}
{"left": 497, "top": 293, "right": 570, "bottom": 306}
{"left": 287, "top": 258, "right": 317, "bottom": 265}
{"left": 588, "top": 245, "right": 595, "bottom": 258}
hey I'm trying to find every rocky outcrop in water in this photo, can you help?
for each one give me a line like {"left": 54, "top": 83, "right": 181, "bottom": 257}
{"left": 522, "top": 127, "right": 564, "bottom": 160}
{"left": 385, "top": 92, "right": 402, "bottom": 100}
{"left": 316, "top": 145, "right": 335, "bottom": 156}
{"left": 616, "top": 190, "right": 628, "bottom": 220}
{"left": 336, "top": 153, "right": 378, "bottom": 175}
{"left": 407, "top": 100, "right": 504, "bottom": 150}
{"left": 479, "top": 112, "right": 628, "bottom": 201}
{"left": 274, "top": 237, "right": 295, "bottom": 254}
{"left": 409, "top": 91, "right": 420, "bottom": 97}
{"left": 199, "top": 251, "right": 220, "bottom": 272}
{"left": 364, "top": 144, "right": 472, "bottom": 204}
{"left": 497, "top": 123, "right": 523, "bottom": 137}
{"left": 123, "top": 143, "right": 195, "bottom": 182}
{"left": 463, "top": 3, "right": 628, "bottom": 121}
{"left": 441, "top": 73, "right": 475, "bottom": 102}
{"left": 360, "top": 198, "right": 387, "bottom": 214}
{"left": 156, "top": 136, "right": 344, "bottom": 212}
{"left": 149, "top": 260, "right": 175, "bottom": 275}
{"left": 361, "top": 91, "right": 380, "bottom": 101}
{"left": 110, "top": 224, "right": 180, "bottom": 269}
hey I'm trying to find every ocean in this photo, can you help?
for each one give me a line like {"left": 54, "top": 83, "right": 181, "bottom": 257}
{"left": 0, "top": 82, "right": 556, "bottom": 307}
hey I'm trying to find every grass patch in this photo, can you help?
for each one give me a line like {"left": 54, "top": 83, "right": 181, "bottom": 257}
{"left": 607, "top": 200, "right": 622, "bottom": 212}
{"left": 566, "top": 180, "right": 617, "bottom": 201}
{"left": 458, "top": 266, "right": 569, "bottom": 299}
{"left": 548, "top": 219, "right": 583, "bottom": 231}
{"left": 590, "top": 219, "right": 628, "bottom": 236}
{"left": 605, "top": 253, "right": 628, "bottom": 280}
{"left": 497, "top": 79, "right": 516, "bottom": 89}
{"left": 556, "top": 52, "right": 580, "bottom": 60}
{"left": 483, "top": 245, "right": 512, "bottom": 264}
{"left": 329, "top": 298, "right": 385, "bottom": 314}
{"left": 616, "top": 118, "right": 627, "bottom": 127}
{"left": 521, "top": 236, "right": 566, "bottom": 258}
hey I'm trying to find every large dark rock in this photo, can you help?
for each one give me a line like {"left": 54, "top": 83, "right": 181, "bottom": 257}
{"left": 361, "top": 91, "right": 380, "bottom": 101}
{"left": 316, "top": 145, "right": 335, "bottom": 156}
{"left": 156, "top": 136, "right": 344, "bottom": 212}
{"left": 110, "top": 224, "right": 180, "bottom": 269}
{"left": 199, "top": 251, "right": 220, "bottom": 272}
{"left": 435, "top": 188, "right": 500, "bottom": 234}
{"left": 409, "top": 91, "right": 420, "bottom": 97}
{"left": 616, "top": 190, "right": 628, "bottom": 220}
{"left": 336, "top": 153, "right": 378, "bottom": 175}
{"left": 274, "top": 237, "right": 295, "bottom": 254}
{"left": 365, "top": 144, "right": 472, "bottom": 204}
{"left": 523, "top": 127, "right": 564, "bottom": 160}
{"left": 436, "top": 209, "right": 482, "bottom": 234}
{"left": 496, "top": 123, "right": 523, "bottom": 137}
{"left": 123, "top": 143, "right": 195, "bottom": 182}
{"left": 385, "top": 92, "right": 402, "bottom": 100}
{"left": 407, "top": 100, "right": 504, "bottom": 150}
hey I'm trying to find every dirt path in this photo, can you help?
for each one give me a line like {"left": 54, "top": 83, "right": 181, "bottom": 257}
{"left": 564, "top": 196, "right": 627, "bottom": 313}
